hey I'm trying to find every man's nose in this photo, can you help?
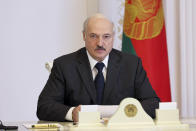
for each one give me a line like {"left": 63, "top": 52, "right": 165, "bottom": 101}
{"left": 97, "top": 36, "right": 104, "bottom": 46}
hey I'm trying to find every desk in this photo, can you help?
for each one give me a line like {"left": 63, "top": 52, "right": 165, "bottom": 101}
{"left": 181, "top": 118, "right": 196, "bottom": 130}
{"left": 4, "top": 119, "right": 196, "bottom": 131}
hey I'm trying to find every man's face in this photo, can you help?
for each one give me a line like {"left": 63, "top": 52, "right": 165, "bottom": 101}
{"left": 83, "top": 18, "right": 114, "bottom": 61}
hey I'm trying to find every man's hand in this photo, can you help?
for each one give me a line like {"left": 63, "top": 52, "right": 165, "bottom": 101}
{"left": 72, "top": 105, "right": 81, "bottom": 122}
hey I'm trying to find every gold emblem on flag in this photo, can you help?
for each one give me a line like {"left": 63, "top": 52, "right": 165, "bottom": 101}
{"left": 124, "top": 104, "right": 138, "bottom": 117}
{"left": 123, "top": 0, "right": 164, "bottom": 40}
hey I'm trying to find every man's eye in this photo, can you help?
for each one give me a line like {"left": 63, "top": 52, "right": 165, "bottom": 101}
{"left": 103, "top": 35, "right": 111, "bottom": 39}
{"left": 90, "top": 34, "right": 97, "bottom": 39}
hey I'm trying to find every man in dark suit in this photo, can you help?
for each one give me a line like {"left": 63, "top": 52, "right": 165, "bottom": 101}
{"left": 37, "top": 14, "right": 160, "bottom": 122}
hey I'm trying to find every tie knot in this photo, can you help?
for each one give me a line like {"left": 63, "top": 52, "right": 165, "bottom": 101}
{"left": 95, "top": 62, "right": 105, "bottom": 72}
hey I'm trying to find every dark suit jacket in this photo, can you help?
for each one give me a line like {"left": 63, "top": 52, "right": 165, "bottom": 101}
{"left": 37, "top": 47, "right": 160, "bottom": 121}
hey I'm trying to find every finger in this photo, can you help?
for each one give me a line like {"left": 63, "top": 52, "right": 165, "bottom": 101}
{"left": 78, "top": 105, "right": 81, "bottom": 111}
{"left": 72, "top": 106, "right": 80, "bottom": 122}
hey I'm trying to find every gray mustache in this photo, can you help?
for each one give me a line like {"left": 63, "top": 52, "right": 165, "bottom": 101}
{"left": 95, "top": 46, "right": 106, "bottom": 51}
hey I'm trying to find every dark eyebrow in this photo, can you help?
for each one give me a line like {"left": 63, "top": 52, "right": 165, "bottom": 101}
{"left": 89, "top": 33, "right": 97, "bottom": 36}
{"left": 89, "top": 33, "right": 112, "bottom": 36}
{"left": 103, "top": 34, "right": 111, "bottom": 36}
{"left": 104, "top": 34, "right": 111, "bottom": 35}
{"left": 90, "top": 33, "right": 96, "bottom": 35}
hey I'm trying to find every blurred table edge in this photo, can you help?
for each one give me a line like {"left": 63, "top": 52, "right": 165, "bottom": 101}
{"left": 3, "top": 118, "right": 196, "bottom": 131}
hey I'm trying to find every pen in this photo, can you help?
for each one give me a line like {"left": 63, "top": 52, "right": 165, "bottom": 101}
{"left": 32, "top": 124, "right": 59, "bottom": 129}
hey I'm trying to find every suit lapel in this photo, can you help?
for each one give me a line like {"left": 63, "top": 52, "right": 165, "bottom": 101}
{"left": 103, "top": 49, "right": 121, "bottom": 104}
{"left": 76, "top": 48, "right": 97, "bottom": 103}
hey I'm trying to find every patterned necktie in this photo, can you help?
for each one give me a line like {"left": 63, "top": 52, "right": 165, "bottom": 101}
{"left": 94, "top": 62, "right": 105, "bottom": 105}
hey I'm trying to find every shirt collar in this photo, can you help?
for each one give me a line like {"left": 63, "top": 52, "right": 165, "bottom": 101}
{"left": 86, "top": 50, "right": 109, "bottom": 70}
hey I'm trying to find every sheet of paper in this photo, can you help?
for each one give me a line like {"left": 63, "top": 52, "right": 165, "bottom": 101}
{"left": 81, "top": 105, "right": 98, "bottom": 112}
{"left": 159, "top": 102, "right": 177, "bottom": 110}
{"left": 98, "top": 105, "right": 118, "bottom": 118}
{"left": 81, "top": 105, "right": 118, "bottom": 118}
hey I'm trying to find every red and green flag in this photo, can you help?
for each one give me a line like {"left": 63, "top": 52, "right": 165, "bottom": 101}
{"left": 122, "top": 0, "right": 171, "bottom": 102}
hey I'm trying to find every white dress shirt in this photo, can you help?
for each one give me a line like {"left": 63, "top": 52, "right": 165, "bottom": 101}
{"left": 65, "top": 50, "right": 109, "bottom": 121}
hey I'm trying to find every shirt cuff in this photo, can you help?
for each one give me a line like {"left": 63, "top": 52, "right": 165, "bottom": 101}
{"left": 65, "top": 107, "right": 75, "bottom": 121}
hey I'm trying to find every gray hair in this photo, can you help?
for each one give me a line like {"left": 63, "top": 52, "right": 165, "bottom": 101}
{"left": 82, "top": 13, "right": 115, "bottom": 34}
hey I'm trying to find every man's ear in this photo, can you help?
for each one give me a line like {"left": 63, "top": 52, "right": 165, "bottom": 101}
{"left": 82, "top": 31, "right": 86, "bottom": 41}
